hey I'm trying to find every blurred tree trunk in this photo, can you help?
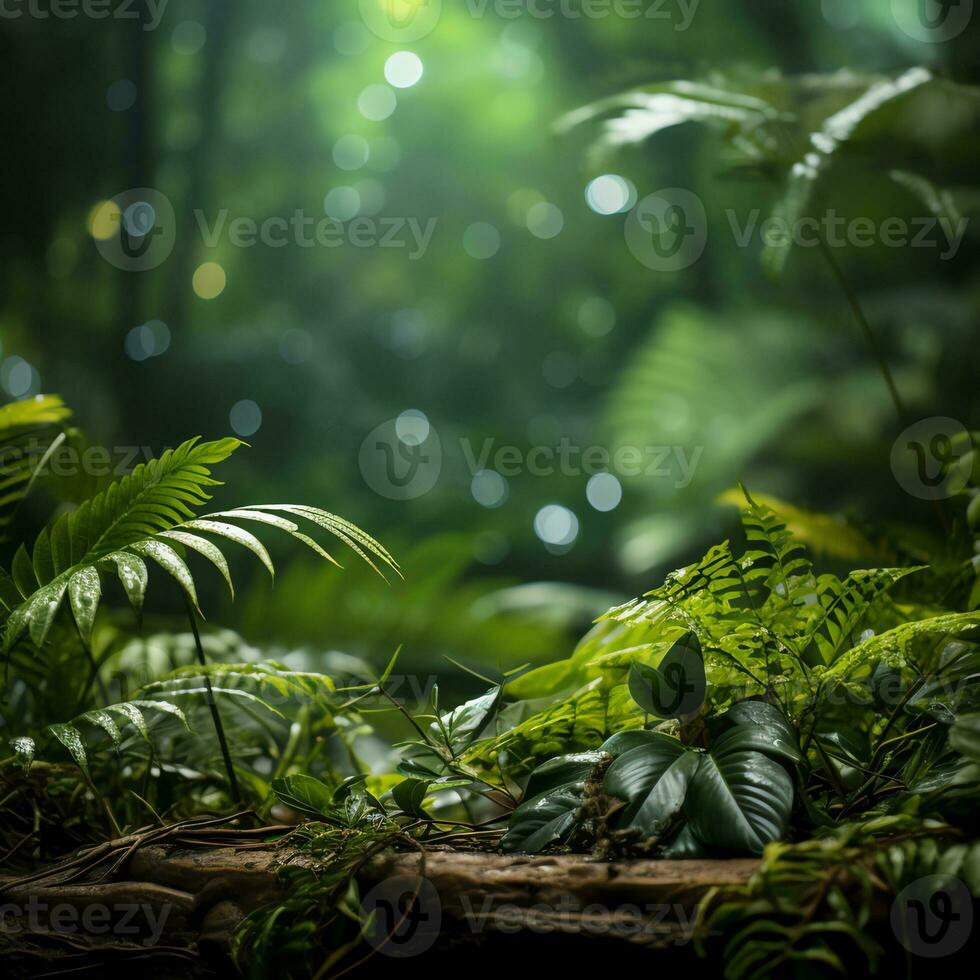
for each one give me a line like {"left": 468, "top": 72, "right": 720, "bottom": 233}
{"left": 162, "top": 4, "right": 238, "bottom": 357}
{"left": 114, "top": 15, "right": 154, "bottom": 430}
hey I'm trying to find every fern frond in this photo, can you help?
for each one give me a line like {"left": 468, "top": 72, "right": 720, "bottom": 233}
{"left": 144, "top": 661, "right": 340, "bottom": 712}
{"left": 718, "top": 488, "right": 879, "bottom": 562}
{"left": 803, "top": 568, "right": 923, "bottom": 665}
{"left": 604, "top": 540, "right": 748, "bottom": 633}
{"left": 763, "top": 68, "right": 933, "bottom": 275}
{"left": 826, "top": 611, "right": 980, "bottom": 679}
{"left": 557, "top": 79, "right": 780, "bottom": 161}
{"left": 0, "top": 394, "right": 72, "bottom": 541}
{"left": 30, "top": 699, "right": 189, "bottom": 776}
{"left": 1, "top": 439, "right": 399, "bottom": 652}
{"left": 738, "top": 485, "right": 814, "bottom": 605}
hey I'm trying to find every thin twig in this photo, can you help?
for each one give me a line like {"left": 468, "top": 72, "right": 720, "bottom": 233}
{"left": 183, "top": 593, "right": 241, "bottom": 806}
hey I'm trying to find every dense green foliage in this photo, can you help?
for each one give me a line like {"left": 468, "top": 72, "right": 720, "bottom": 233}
{"left": 3, "top": 4, "right": 980, "bottom": 977}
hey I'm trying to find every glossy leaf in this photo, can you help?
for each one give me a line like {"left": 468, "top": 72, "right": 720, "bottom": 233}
{"left": 501, "top": 785, "right": 584, "bottom": 854}
{"left": 687, "top": 749, "right": 794, "bottom": 855}
{"left": 604, "top": 736, "right": 699, "bottom": 833}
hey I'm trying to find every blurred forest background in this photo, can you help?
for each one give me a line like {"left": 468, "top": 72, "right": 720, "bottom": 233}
{"left": 2, "top": 0, "right": 979, "bottom": 689}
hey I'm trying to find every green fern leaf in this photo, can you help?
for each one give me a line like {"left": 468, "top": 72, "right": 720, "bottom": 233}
{"left": 1, "top": 438, "right": 398, "bottom": 651}
{"left": 804, "top": 567, "right": 922, "bottom": 665}
{"left": 44, "top": 699, "right": 189, "bottom": 775}
{"left": 0, "top": 394, "right": 72, "bottom": 542}
{"left": 738, "top": 486, "right": 814, "bottom": 604}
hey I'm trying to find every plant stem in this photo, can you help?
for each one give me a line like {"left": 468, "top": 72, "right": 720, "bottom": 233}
{"left": 816, "top": 238, "right": 907, "bottom": 425}
{"left": 78, "top": 647, "right": 110, "bottom": 710}
{"left": 817, "top": 238, "right": 951, "bottom": 531}
{"left": 183, "top": 593, "right": 241, "bottom": 806}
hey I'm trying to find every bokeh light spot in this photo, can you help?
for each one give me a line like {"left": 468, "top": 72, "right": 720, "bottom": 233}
{"left": 585, "top": 174, "right": 635, "bottom": 215}
{"left": 106, "top": 79, "right": 137, "bottom": 111}
{"left": 526, "top": 201, "right": 564, "bottom": 239}
{"left": 534, "top": 504, "right": 579, "bottom": 548}
{"left": 172, "top": 20, "right": 207, "bottom": 55}
{"left": 821, "top": 0, "right": 860, "bottom": 28}
{"left": 333, "top": 134, "right": 371, "bottom": 171}
{"left": 471, "top": 470, "right": 509, "bottom": 508}
{"left": 324, "top": 186, "right": 361, "bottom": 221}
{"left": 358, "top": 84, "right": 397, "bottom": 121}
{"left": 230, "top": 400, "right": 263, "bottom": 437}
{"left": 193, "top": 262, "right": 227, "bottom": 300}
{"left": 586, "top": 473, "right": 623, "bottom": 512}
{"left": 384, "top": 51, "right": 424, "bottom": 89}
{"left": 474, "top": 531, "right": 509, "bottom": 565}
{"left": 246, "top": 27, "right": 286, "bottom": 63}
{"left": 0, "top": 357, "right": 38, "bottom": 399}
{"left": 578, "top": 296, "right": 616, "bottom": 336}
{"left": 125, "top": 320, "right": 170, "bottom": 361}
{"left": 87, "top": 200, "right": 121, "bottom": 241}
{"left": 463, "top": 222, "right": 501, "bottom": 259}
{"left": 279, "top": 328, "right": 313, "bottom": 364}
{"left": 396, "top": 409, "right": 430, "bottom": 446}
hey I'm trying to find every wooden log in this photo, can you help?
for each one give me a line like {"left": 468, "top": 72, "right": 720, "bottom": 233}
{"left": 1, "top": 842, "right": 760, "bottom": 973}
{"left": 358, "top": 850, "right": 759, "bottom": 947}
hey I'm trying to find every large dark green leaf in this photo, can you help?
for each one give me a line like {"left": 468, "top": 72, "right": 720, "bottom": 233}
{"left": 523, "top": 751, "right": 605, "bottom": 800}
{"left": 711, "top": 701, "right": 803, "bottom": 763}
{"left": 599, "top": 729, "right": 666, "bottom": 757}
{"left": 711, "top": 719, "right": 802, "bottom": 766}
{"left": 686, "top": 749, "right": 793, "bottom": 855}
{"left": 604, "top": 736, "right": 699, "bottom": 834}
